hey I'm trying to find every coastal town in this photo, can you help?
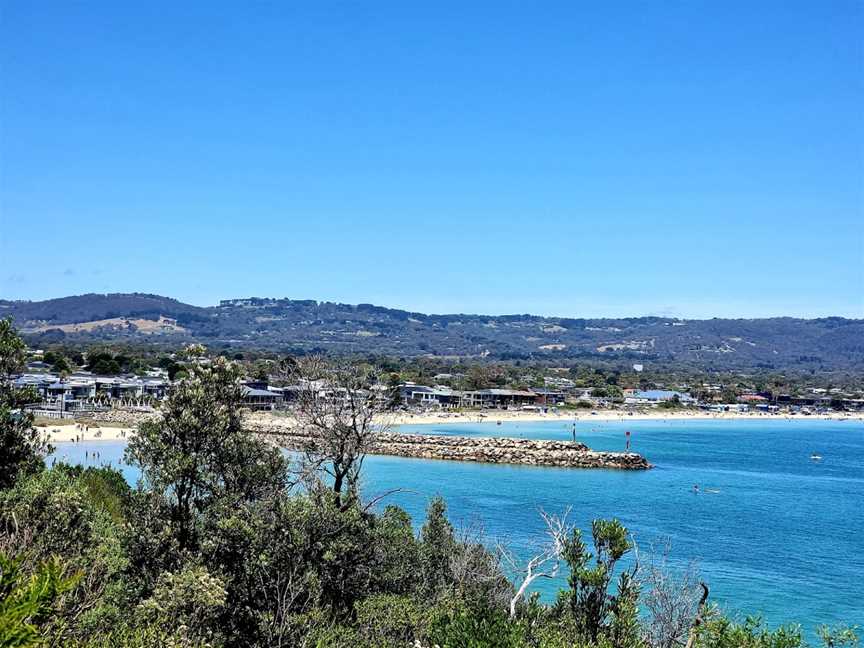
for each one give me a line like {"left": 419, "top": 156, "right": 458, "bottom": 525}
{"left": 3, "top": 0, "right": 862, "bottom": 643}
{"left": 14, "top": 342, "right": 859, "bottom": 473}
{"left": 15, "top": 350, "right": 864, "bottom": 421}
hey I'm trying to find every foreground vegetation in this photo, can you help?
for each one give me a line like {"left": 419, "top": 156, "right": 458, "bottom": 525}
{"left": 0, "top": 321, "right": 859, "bottom": 647}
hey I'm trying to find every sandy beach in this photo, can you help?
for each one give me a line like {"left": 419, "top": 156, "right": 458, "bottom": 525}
{"left": 385, "top": 409, "right": 863, "bottom": 426}
{"left": 36, "top": 408, "right": 863, "bottom": 444}
{"left": 39, "top": 421, "right": 136, "bottom": 444}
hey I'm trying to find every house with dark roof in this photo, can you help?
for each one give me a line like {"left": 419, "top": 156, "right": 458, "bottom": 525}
{"left": 399, "top": 384, "right": 462, "bottom": 408}
{"left": 461, "top": 389, "right": 538, "bottom": 409}
{"left": 242, "top": 386, "right": 281, "bottom": 411}
{"left": 531, "top": 388, "right": 566, "bottom": 405}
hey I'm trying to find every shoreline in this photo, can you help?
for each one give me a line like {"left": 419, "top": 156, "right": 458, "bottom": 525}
{"left": 36, "top": 409, "right": 864, "bottom": 444}
{"left": 385, "top": 409, "right": 864, "bottom": 427}
{"left": 40, "top": 422, "right": 135, "bottom": 444}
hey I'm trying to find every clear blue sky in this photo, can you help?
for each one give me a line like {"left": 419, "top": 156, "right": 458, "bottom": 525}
{"left": 1, "top": 1, "right": 862, "bottom": 318}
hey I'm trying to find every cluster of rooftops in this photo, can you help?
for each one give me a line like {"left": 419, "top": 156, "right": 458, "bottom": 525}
{"left": 397, "top": 385, "right": 565, "bottom": 409}
{"left": 12, "top": 370, "right": 862, "bottom": 416}
{"left": 13, "top": 372, "right": 170, "bottom": 408}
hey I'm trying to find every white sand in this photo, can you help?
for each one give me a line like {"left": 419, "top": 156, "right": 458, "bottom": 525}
{"left": 386, "top": 409, "right": 862, "bottom": 426}
{"left": 37, "top": 409, "right": 862, "bottom": 443}
{"left": 40, "top": 422, "right": 135, "bottom": 443}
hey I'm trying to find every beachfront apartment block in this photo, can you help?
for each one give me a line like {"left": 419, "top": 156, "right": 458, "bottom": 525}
{"left": 623, "top": 389, "right": 696, "bottom": 405}
{"left": 13, "top": 372, "right": 170, "bottom": 412}
{"left": 13, "top": 371, "right": 288, "bottom": 413}
{"left": 398, "top": 385, "right": 564, "bottom": 409}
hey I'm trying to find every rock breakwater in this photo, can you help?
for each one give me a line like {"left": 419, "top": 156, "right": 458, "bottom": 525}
{"left": 66, "top": 410, "right": 650, "bottom": 469}
{"left": 248, "top": 423, "right": 651, "bottom": 470}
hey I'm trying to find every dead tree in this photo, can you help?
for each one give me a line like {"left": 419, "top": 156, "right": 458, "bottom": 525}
{"left": 502, "top": 508, "right": 574, "bottom": 619}
{"left": 285, "top": 356, "right": 391, "bottom": 511}
{"left": 447, "top": 520, "right": 514, "bottom": 612}
{"left": 641, "top": 541, "right": 705, "bottom": 648}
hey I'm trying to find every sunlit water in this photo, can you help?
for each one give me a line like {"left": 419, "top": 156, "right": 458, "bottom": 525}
{"left": 48, "top": 418, "right": 864, "bottom": 635}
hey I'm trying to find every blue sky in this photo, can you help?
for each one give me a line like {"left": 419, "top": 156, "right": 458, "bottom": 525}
{"left": 1, "top": 1, "right": 862, "bottom": 318}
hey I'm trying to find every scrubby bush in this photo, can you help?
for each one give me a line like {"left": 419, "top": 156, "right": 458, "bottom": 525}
{"left": 0, "top": 466, "right": 128, "bottom": 640}
{"left": 0, "top": 553, "right": 79, "bottom": 647}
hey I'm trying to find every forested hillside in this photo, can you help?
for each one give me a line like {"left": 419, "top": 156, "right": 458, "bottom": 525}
{"left": 2, "top": 294, "right": 862, "bottom": 371}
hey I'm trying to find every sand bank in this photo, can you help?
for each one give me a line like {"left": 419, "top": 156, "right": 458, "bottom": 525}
{"left": 37, "top": 408, "right": 861, "bottom": 445}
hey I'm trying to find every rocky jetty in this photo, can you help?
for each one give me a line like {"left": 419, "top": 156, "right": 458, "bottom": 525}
{"left": 70, "top": 410, "right": 650, "bottom": 469}
{"left": 248, "top": 423, "right": 651, "bottom": 470}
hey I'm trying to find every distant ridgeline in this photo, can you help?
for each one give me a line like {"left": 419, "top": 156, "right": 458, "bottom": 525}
{"left": 2, "top": 293, "right": 863, "bottom": 371}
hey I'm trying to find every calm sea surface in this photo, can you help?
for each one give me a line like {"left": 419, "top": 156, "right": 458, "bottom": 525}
{"left": 49, "top": 418, "right": 864, "bottom": 634}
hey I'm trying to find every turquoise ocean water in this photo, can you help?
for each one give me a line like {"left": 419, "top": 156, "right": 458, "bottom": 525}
{"left": 49, "top": 418, "right": 863, "bottom": 634}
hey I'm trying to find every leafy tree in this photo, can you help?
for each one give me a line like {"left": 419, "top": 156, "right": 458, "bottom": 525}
{"left": 386, "top": 373, "right": 403, "bottom": 410}
{"left": 659, "top": 395, "right": 682, "bottom": 409}
{"left": 0, "top": 319, "right": 51, "bottom": 490}
{"left": 89, "top": 357, "right": 122, "bottom": 375}
{"left": 125, "top": 352, "right": 287, "bottom": 553}
{"left": 463, "top": 366, "right": 507, "bottom": 390}
{"left": 51, "top": 354, "right": 72, "bottom": 374}
{"left": 719, "top": 388, "right": 739, "bottom": 404}
{"left": 251, "top": 360, "right": 271, "bottom": 381}
{"left": 370, "top": 506, "right": 422, "bottom": 595}
{"left": 419, "top": 496, "right": 457, "bottom": 598}
{"left": 558, "top": 518, "right": 640, "bottom": 644}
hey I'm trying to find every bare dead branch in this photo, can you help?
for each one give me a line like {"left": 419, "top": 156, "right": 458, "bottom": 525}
{"left": 506, "top": 507, "right": 574, "bottom": 618}
{"left": 279, "top": 356, "right": 392, "bottom": 511}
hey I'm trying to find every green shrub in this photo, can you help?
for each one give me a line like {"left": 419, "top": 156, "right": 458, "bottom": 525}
{"left": 0, "top": 553, "right": 79, "bottom": 648}
{"left": 136, "top": 565, "right": 227, "bottom": 646}
{"left": 429, "top": 602, "right": 525, "bottom": 648}
{"left": 694, "top": 615, "right": 805, "bottom": 648}
{"left": 0, "top": 467, "right": 128, "bottom": 641}
{"left": 354, "top": 593, "right": 428, "bottom": 645}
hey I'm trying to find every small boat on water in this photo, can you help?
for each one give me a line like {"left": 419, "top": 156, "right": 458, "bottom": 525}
{"left": 810, "top": 454, "right": 823, "bottom": 461}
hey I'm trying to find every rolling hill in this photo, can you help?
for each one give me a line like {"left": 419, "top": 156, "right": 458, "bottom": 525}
{"left": 2, "top": 293, "right": 862, "bottom": 371}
